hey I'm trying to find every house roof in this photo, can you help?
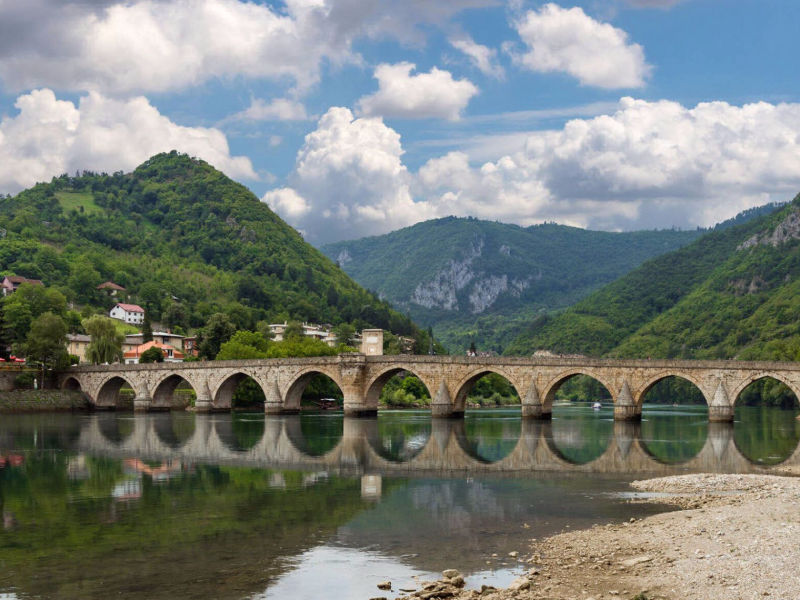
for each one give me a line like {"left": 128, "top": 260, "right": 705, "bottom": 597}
{"left": 114, "top": 303, "right": 144, "bottom": 313}
{"left": 123, "top": 341, "right": 184, "bottom": 359}
{"left": 97, "top": 281, "right": 126, "bottom": 291}
{"left": 3, "top": 276, "right": 43, "bottom": 286}
{"left": 67, "top": 334, "right": 92, "bottom": 343}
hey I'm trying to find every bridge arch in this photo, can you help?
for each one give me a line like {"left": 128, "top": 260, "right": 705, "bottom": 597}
{"left": 452, "top": 367, "right": 523, "bottom": 413}
{"left": 212, "top": 371, "right": 267, "bottom": 411}
{"left": 61, "top": 376, "right": 82, "bottom": 392}
{"left": 540, "top": 369, "right": 615, "bottom": 412}
{"left": 730, "top": 372, "right": 800, "bottom": 407}
{"left": 152, "top": 373, "right": 198, "bottom": 410}
{"left": 96, "top": 375, "right": 138, "bottom": 409}
{"left": 633, "top": 371, "right": 709, "bottom": 407}
{"left": 283, "top": 367, "right": 344, "bottom": 411}
{"left": 363, "top": 367, "right": 434, "bottom": 411}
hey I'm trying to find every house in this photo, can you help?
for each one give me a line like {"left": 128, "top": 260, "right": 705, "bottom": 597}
{"left": 123, "top": 341, "right": 184, "bottom": 364}
{"left": 183, "top": 336, "right": 198, "bottom": 357}
{"left": 1, "top": 276, "right": 43, "bottom": 296}
{"left": 269, "top": 322, "right": 339, "bottom": 347}
{"left": 66, "top": 334, "right": 92, "bottom": 363}
{"left": 97, "top": 281, "right": 126, "bottom": 296}
{"left": 123, "top": 331, "right": 185, "bottom": 353}
{"left": 109, "top": 303, "right": 145, "bottom": 325}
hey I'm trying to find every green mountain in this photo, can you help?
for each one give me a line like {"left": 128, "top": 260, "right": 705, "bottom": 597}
{"left": 0, "top": 152, "right": 431, "bottom": 350}
{"left": 504, "top": 195, "right": 800, "bottom": 360}
{"left": 321, "top": 217, "right": 704, "bottom": 352}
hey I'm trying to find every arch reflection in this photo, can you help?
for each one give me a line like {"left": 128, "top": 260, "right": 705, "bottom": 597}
{"left": 214, "top": 413, "right": 266, "bottom": 452}
{"left": 734, "top": 377, "right": 800, "bottom": 465}
{"left": 547, "top": 404, "right": 613, "bottom": 465}
{"left": 367, "top": 412, "right": 431, "bottom": 462}
{"left": 639, "top": 405, "right": 709, "bottom": 465}
{"left": 151, "top": 412, "right": 197, "bottom": 450}
{"left": 283, "top": 413, "right": 344, "bottom": 457}
{"left": 97, "top": 412, "right": 135, "bottom": 445}
{"left": 459, "top": 409, "right": 521, "bottom": 463}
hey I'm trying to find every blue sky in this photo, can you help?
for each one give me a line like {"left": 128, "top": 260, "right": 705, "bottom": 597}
{"left": 1, "top": 0, "right": 799, "bottom": 244}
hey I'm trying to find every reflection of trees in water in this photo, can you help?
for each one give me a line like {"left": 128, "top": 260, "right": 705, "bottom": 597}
{"left": 549, "top": 407, "right": 613, "bottom": 464}
{"left": 735, "top": 406, "right": 800, "bottom": 465}
{"left": 0, "top": 452, "right": 368, "bottom": 600}
{"left": 639, "top": 406, "right": 708, "bottom": 464}
{"left": 298, "top": 414, "right": 343, "bottom": 457}
{"left": 462, "top": 413, "right": 521, "bottom": 462}
{"left": 375, "top": 415, "right": 431, "bottom": 462}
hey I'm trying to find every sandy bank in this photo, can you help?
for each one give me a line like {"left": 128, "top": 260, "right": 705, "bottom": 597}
{"left": 383, "top": 473, "right": 800, "bottom": 600}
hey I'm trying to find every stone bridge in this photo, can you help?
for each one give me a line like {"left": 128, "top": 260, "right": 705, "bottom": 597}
{"left": 59, "top": 355, "right": 800, "bottom": 422}
{"left": 73, "top": 413, "right": 799, "bottom": 476}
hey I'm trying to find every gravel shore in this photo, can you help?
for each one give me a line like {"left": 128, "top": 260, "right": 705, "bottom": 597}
{"left": 383, "top": 473, "right": 800, "bottom": 600}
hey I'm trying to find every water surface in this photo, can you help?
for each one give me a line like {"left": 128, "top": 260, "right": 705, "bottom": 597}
{"left": 1, "top": 404, "right": 797, "bottom": 599}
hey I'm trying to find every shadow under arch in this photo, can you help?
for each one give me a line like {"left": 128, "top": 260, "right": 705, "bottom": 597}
{"left": 151, "top": 412, "right": 197, "bottom": 450}
{"left": 62, "top": 376, "right": 82, "bottom": 392}
{"left": 96, "top": 375, "right": 136, "bottom": 410}
{"left": 213, "top": 413, "right": 266, "bottom": 452}
{"left": 152, "top": 374, "right": 197, "bottom": 410}
{"left": 284, "top": 369, "right": 344, "bottom": 411}
{"left": 95, "top": 412, "right": 135, "bottom": 446}
{"left": 638, "top": 375, "right": 709, "bottom": 465}
{"left": 282, "top": 413, "right": 344, "bottom": 458}
{"left": 364, "top": 367, "right": 433, "bottom": 411}
{"left": 453, "top": 368, "right": 522, "bottom": 413}
{"left": 732, "top": 375, "right": 800, "bottom": 465}
{"left": 214, "top": 372, "right": 265, "bottom": 411}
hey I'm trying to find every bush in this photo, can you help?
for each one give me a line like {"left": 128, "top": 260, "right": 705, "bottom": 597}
{"left": 139, "top": 346, "right": 164, "bottom": 363}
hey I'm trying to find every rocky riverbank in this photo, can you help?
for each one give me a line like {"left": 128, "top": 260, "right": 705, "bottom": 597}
{"left": 0, "top": 390, "right": 90, "bottom": 412}
{"left": 374, "top": 473, "right": 800, "bottom": 600}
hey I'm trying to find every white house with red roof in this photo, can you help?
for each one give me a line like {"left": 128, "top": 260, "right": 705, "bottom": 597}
{"left": 109, "top": 302, "right": 145, "bottom": 325}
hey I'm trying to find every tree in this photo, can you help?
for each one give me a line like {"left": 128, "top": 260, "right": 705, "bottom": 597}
{"left": 198, "top": 313, "right": 236, "bottom": 359}
{"left": 23, "top": 312, "right": 69, "bottom": 385}
{"left": 83, "top": 315, "right": 124, "bottom": 364}
{"left": 139, "top": 346, "right": 164, "bottom": 363}
{"left": 216, "top": 330, "right": 270, "bottom": 360}
{"left": 283, "top": 320, "right": 304, "bottom": 341}
{"left": 142, "top": 311, "right": 153, "bottom": 343}
{"left": 162, "top": 302, "right": 188, "bottom": 331}
{"left": 2, "top": 283, "right": 67, "bottom": 347}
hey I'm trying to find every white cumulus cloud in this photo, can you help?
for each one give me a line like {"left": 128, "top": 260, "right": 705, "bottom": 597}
{"left": 512, "top": 3, "right": 651, "bottom": 88}
{"left": 231, "top": 98, "right": 310, "bottom": 122}
{"left": 0, "top": 88, "right": 255, "bottom": 194}
{"left": 449, "top": 36, "right": 505, "bottom": 79}
{"left": 268, "top": 98, "right": 800, "bottom": 243}
{"left": 0, "top": 0, "right": 498, "bottom": 95}
{"left": 262, "top": 106, "right": 436, "bottom": 243}
{"left": 357, "top": 63, "right": 479, "bottom": 120}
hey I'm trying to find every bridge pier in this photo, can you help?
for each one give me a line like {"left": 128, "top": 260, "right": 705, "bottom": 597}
{"left": 613, "top": 381, "right": 642, "bottom": 421}
{"left": 431, "top": 381, "right": 462, "bottom": 418}
{"left": 522, "top": 383, "right": 551, "bottom": 419}
{"left": 133, "top": 391, "right": 151, "bottom": 412}
{"left": 709, "top": 383, "right": 734, "bottom": 422}
{"left": 193, "top": 386, "right": 213, "bottom": 413}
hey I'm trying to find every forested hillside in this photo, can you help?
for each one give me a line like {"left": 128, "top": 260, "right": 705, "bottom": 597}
{"left": 322, "top": 217, "right": 704, "bottom": 352}
{"left": 0, "top": 152, "right": 433, "bottom": 351}
{"left": 505, "top": 194, "right": 800, "bottom": 361}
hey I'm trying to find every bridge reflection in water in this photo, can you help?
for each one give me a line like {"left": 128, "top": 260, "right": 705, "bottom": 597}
{"left": 74, "top": 410, "right": 800, "bottom": 476}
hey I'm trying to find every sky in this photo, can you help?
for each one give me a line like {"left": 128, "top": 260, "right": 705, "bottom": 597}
{"left": 1, "top": 0, "right": 799, "bottom": 245}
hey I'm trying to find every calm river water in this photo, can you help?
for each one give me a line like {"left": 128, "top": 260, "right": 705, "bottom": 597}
{"left": 1, "top": 404, "right": 798, "bottom": 599}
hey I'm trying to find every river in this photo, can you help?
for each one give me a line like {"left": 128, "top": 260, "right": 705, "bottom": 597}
{"left": 1, "top": 404, "right": 798, "bottom": 599}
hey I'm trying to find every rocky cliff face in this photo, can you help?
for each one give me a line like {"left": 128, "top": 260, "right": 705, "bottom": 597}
{"left": 738, "top": 209, "right": 800, "bottom": 249}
